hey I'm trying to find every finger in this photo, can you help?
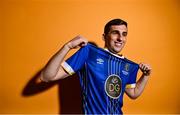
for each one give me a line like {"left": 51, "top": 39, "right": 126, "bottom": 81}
{"left": 82, "top": 41, "right": 88, "bottom": 46}
{"left": 144, "top": 66, "right": 149, "bottom": 71}
{"left": 142, "top": 65, "right": 147, "bottom": 70}
{"left": 79, "top": 39, "right": 88, "bottom": 46}
{"left": 139, "top": 63, "right": 143, "bottom": 68}
{"left": 140, "top": 64, "right": 146, "bottom": 71}
{"left": 79, "top": 42, "right": 86, "bottom": 47}
{"left": 140, "top": 64, "right": 148, "bottom": 72}
{"left": 145, "top": 65, "right": 151, "bottom": 71}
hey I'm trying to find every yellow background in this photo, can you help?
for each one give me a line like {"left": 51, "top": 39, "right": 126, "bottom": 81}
{"left": 1, "top": 0, "right": 180, "bottom": 114}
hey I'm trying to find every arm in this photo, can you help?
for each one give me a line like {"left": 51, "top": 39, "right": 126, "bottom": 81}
{"left": 40, "top": 35, "right": 88, "bottom": 82}
{"left": 125, "top": 63, "right": 152, "bottom": 99}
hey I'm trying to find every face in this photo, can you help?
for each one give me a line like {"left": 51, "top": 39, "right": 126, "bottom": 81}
{"left": 104, "top": 25, "right": 128, "bottom": 54}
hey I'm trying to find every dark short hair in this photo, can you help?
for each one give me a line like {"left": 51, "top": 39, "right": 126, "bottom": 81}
{"left": 104, "top": 18, "right": 128, "bottom": 35}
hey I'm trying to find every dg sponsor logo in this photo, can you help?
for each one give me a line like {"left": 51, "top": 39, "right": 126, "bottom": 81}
{"left": 105, "top": 74, "right": 122, "bottom": 99}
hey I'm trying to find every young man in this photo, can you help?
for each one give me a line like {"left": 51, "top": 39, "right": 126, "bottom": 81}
{"left": 41, "top": 19, "right": 152, "bottom": 114}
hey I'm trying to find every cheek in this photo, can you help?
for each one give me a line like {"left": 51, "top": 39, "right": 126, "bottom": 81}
{"left": 110, "top": 35, "right": 118, "bottom": 40}
{"left": 109, "top": 39, "right": 116, "bottom": 45}
{"left": 122, "top": 37, "right": 127, "bottom": 42}
{"left": 106, "top": 36, "right": 114, "bottom": 43}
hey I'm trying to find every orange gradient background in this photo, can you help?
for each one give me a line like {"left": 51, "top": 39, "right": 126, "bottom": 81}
{"left": 0, "top": 0, "right": 180, "bottom": 114}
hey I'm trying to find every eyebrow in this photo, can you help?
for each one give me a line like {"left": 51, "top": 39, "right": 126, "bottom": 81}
{"left": 110, "top": 30, "right": 127, "bottom": 33}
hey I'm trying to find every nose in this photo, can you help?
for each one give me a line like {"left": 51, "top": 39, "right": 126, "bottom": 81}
{"left": 117, "top": 34, "right": 123, "bottom": 42}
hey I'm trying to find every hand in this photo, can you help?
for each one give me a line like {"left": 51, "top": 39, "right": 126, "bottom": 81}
{"left": 66, "top": 35, "right": 88, "bottom": 49}
{"left": 139, "top": 63, "right": 152, "bottom": 76}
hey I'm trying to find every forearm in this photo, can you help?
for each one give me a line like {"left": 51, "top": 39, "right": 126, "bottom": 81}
{"left": 41, "top": 44, "right": 70, "bottom": 81}
{"left": 40, "top": 35, "right": 88, "bottom": 82}
{"left": 134, "top": 74, "right": 149, "bottom": 98}
{"left": 125, "top": 74, "right": 150, "bottom": 99}
{"left": 126, "top": 62, "right": 151, "bottom": 99}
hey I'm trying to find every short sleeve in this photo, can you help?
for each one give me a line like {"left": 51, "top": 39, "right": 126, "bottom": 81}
{"left": 126, "top": 64, "right": 139, "bottom": 88}
{"left": 61, "top": 44, "right": 89, "bottom": 75}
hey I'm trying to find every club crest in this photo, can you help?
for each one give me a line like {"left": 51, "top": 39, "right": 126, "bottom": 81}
{"left": 124, "top": 63, "right": 130, "bottom": 71}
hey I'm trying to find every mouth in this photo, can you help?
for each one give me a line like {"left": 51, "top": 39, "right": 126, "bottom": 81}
{"left": 114, "top": 42, "right": 122, "bottom": 47}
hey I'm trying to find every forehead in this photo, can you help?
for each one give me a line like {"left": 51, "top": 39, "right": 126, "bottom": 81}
{"left": 110, "top": 25, "right": 128, "bottom": 32}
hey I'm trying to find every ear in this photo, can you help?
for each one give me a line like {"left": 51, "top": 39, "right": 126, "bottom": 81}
{"left": 102, "top": 33, "right": 105, "bottom": 41}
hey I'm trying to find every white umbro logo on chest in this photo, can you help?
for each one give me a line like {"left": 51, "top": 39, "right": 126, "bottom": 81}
{"left": 96, "top": 58, "right": 104, "bottom": 64}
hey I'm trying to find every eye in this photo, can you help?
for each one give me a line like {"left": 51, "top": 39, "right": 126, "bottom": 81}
{"left": 110, "top": 30, "right": 119, "bottom": 35}
{"left": 122, "top": 32, "right": 127, "bottom": 37}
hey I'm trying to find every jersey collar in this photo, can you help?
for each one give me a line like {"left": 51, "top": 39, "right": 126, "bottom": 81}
{"left": 104, "top": 48, "right": 124, "bottom": 59}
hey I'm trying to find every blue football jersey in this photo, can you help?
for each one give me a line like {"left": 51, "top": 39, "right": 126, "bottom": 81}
{"left": 61, "top": 43, "right": 139, "bottom": 114}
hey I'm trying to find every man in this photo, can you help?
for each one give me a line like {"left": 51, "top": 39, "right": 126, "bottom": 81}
{"left": 41, "top": 19, "right": 152, "bottom": 114}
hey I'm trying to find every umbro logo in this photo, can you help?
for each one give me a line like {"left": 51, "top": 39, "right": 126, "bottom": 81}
{"left": 122, "top": 70, "right": 129, "bottom": 76}
{"left": 122, "top": 63, "right": 130, "bottom": 76}
{"left": 96, "top": 58, "right": 104, "bottom": 64}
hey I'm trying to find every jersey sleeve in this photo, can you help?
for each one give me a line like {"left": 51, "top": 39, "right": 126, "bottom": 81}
{"left": 126, "top": 64, "right": 139, "bottom": 88}
{"left": 61, "top": 44, "right": 89, "bottom": 75}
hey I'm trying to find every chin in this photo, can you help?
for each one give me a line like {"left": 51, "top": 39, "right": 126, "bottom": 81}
{"left": 112, "top": 50, "right": 120, "bottom": 54}
{"left": 114, "top": 48, "right": 122, "bottom": 53}
{"left": 115, "top": 50, "right": 121, "bottom": 54}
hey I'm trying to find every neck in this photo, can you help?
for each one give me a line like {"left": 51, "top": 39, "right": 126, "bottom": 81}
{"left": 104, "top": 47, "right": 124, "bottom": 58}
{"left": 104, "top": 46, "right": 118, "bottom": 54}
